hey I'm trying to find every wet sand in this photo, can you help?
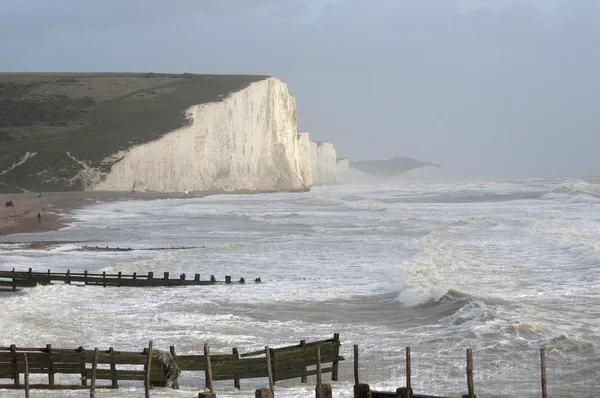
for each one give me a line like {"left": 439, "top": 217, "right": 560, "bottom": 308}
{"left": 0, "top": 191, "right": 172, "bottom": 238}
{"left": 1, "top": 188, "right": 295, "bottom": 239}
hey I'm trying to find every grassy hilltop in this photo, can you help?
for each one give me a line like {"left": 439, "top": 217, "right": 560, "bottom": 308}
{"left": 0, "top": 73, "right": 268, "bottom": 193}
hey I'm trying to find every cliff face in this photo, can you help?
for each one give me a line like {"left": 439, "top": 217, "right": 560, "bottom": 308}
{"left": 297, "top": 132, "right": 312, "bottom": 187}
{"left": 0, "top": 72, "right": 353, "bottom": 194}
{"left": 0, "top": 73, "right": 270, "bottom": 193}
{"left": 309, "top": 141, "right": 319, "bottom": 185}
{"left": 93, "top": 78, "right": 307, "bottom": 193}
{"left": 315, "top": 142, "right": 337, "bottom": 185}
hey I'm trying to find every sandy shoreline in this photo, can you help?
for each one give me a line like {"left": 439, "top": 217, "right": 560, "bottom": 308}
{"left": 1, "top": 187, "right": 308, "bottom": 241}
{"left": 0, "top": 191, "right": 173, "bottom": 238}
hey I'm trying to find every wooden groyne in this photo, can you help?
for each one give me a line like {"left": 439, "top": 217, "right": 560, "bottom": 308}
{"left": 78, "top": 245, "right": 202, "bottom": 252}
{"left": 0, "top": 242, "right": 203, "bottom": 252}
{"left": 0, "top": 337, "right": 569, "bottom": 397}
{"left": 0, "top": 268, "right": 261, "bottom": 290}
{"left": 0, "top": 334, "right": 343, "bottom": 397}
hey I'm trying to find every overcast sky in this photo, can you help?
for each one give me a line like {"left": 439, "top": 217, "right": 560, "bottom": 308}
{"left": 1, "top": 0, "right": 598, "bottom": 177}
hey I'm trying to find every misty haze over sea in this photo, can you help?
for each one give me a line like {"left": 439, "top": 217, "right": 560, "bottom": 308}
{"left": 1, "top": 0, "right": 599, "bottom": 178}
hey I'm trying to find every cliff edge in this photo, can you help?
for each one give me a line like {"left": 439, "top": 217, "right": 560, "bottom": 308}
{"left": 0, "top": 73, "right": 310, "bottom": 193}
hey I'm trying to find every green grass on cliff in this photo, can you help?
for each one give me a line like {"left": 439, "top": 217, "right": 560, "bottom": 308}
{"left": 0, "top": 73, "right": 269, "bottom": 192}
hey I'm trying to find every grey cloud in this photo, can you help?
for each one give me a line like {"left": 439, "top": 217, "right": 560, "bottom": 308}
{"left": 1, "top": 0, "right": 599, "bottom": 177}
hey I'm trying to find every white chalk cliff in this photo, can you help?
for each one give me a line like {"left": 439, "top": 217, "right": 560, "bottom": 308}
{"left": 315, "top": 142, "right": 337, "bottom": 185}
{"left": 307, "top": 140, "right": 338, "bottom": 185}
{"left": 297, "top": 132, "right": 313, "bottom": 186}
{"left": 336, "top": 158, "right": 351, "bottom": 183}
{"left": 92, "top": 78, "right": 309, "bottom": 193}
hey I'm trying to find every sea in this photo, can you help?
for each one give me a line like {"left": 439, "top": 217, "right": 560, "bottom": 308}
{"left": 1, "top": 177, "right": 599, "bottom": 397}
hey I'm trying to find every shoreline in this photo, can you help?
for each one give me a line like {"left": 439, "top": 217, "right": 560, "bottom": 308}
{"left": 0, "top": 187, "right": 310, "bottom": 239}
{"left": 0, "top": 191, "right": 170, "bottom": 238}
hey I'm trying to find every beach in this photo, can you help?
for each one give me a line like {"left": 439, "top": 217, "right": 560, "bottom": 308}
{"left": 0, "top": 191, "right": 176, "bottom": 238}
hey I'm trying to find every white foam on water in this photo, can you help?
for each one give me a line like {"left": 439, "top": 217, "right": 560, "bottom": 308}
{"left": 2, "top": 177, "right": 600, "bottom": 396}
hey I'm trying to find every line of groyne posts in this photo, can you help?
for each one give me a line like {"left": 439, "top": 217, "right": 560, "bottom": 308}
{"left": 353, "top": 346, "right": 551, "bottom": 398}
{"left": 1, "top": 268, "right": 260, "bottom": 290}
{"left": 7, "top": 344, "right": 336, "bottom": 398}
{"left": 4, "top": 343, "right": 552, "bottom": 398}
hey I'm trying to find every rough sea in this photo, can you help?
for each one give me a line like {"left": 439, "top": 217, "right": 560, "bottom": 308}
{"left": 1, "top": 177, "right": 599, "bottom": 397}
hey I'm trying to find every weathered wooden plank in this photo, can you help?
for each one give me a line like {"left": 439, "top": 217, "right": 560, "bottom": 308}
{"left": 466, "top": 348, "right": 475, "bottom": 398}
{"left": 0, "top": 384, "right": 111, "bottom": 390}
{"left": 316, "top": 345, "right": 323, "bottom": 398}
{"left": 144, "top": 341, "right": 152, "bottom": 398}
{"left": 0, "top": 351, "right": 147, "bottom": 366}
{"left": 265, "top": 346, "right": 274, "bottom": 393}
{"left": 85, "top": 369, "right": 148, "bottom": 381}
{"left": 24, "top": 353, "right": 30, "bottom": 398}
{"left": 90, "top": 348, "right": 98, "bottom": 398}
{"left": 241, "top": 338, "right": 337, "bottom": 358}
{"left": 46, "top": 344, "right": 54, "bottom": 386}
{"left": 274, "top": 366, "right": 335, "bottom": 382}
{"left": 175, "top": 354, "right": 242, "bottom": 371}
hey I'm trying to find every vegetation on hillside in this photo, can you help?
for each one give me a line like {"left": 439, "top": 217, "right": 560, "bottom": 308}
{"left": 0, "top": 73, "right": 268, "bottom": 192}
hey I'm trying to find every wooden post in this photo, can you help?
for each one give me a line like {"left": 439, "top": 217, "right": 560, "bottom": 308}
{"left": 90, "top": 348, "right": 99, "bottom": 398}
{"left": 145, "top": 341, "right": 153, "bottom": 398}
{"left": 210, "top": 275, "right": 216, "bottom": 283}
{"left": 466, "top": 348, "right": 475, "bottom": 398}
{"left": 180, "top": 273, "right": 186, "bottom": 281}
{"left": 24, "top": 353, "right": 30, "bottom": 398}
{"left": 84, "top": 270, "right": 88, "bottom": 285}
{"left": 117, "top": 272, "right": 122, "bottom": 286}
{"left": 406, "top": 346, "right": 412, "bottom": 398}
{"left": 10, "top": 344, "right": 19, "bottom": 386}
{"left": 133, "top": 272, "right": 137, "bottom": 280}
{"left": 354, "top": 383, "right": 371, "bottom": 398}
{"left": 194, "top": 273, "right": 200, "bottom": 283}
{"left": 353, "top": 344, "right": 359, "bottom": 386}
{"left": 28, "top": 267, "right": 32, "bottom": 279}
{"left": 225, "top": 275, "right": 231, "bottom": 284}
{"left": 102, "top": 271, "right": 106, "bottom": 287}
{"left": 79, "top": 346, "right": 87, "bottom": 386}
{"left": 12, "top": 268, "right": 16, "bottom": 291}
{"left": 265, "top": 346, "right": 274, "bottom": 393}
{"left": 319, "top": 384, "right": 332, "bottom": 398}
{"left": 164, "top": 272, "right": 169, "bottom": 280}
{"left": 396, "top": 387, "right": 412, "bottom": 398}
{"left": 316, "top": 345, "right": 323, "bottom": 398}
{"left": 204, "top": 343, "right": 214, "bottom": 392}
{"left": 109, "top": 347, "right": 118, "bottom": 388}
{"left": 301, "top": 339, "right": 307, "bottom": 383}
{"left": 233, "top": 347, "right": 241, "bottom": 389}
{"left": 332, "top": 333, "right": 340, "bottom": 381}
{"left": 540, "top": 348, "right": 547, "bottom": 398}
{"left": 66, "top": 269, "right": 71, "bottom": 284}
{"left": 47, "top": 344, "right": 54, "bottom": 387}
{"left": 255, "top": 389, "right": 274, "bottom": 398}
